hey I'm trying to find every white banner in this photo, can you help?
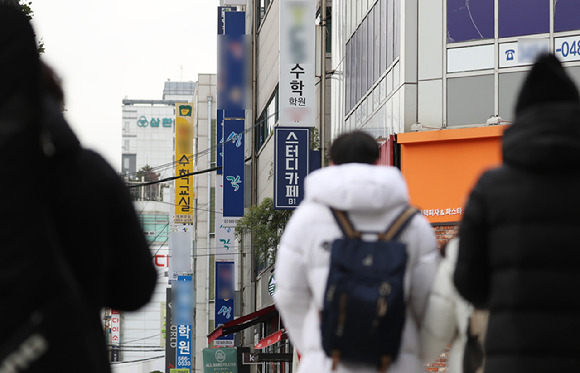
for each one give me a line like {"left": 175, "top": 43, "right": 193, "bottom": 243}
{"left": 216, "top": 174, "right": 239, "bottom": 262}
{"left": 279, "top": 0, "right": 316, "bottom": 127}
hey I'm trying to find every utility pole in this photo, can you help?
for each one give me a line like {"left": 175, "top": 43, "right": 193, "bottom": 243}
{"left": 320, "top": 0, "right": 327, "bottom": 166}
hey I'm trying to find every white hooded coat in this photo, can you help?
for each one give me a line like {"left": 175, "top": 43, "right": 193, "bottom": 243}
{"left": 274, "top": 164, "right": 439, "bottom": 373}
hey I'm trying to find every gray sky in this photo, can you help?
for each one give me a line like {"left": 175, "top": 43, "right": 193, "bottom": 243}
{"left": 32, "top": 0, "right": 219, "bottom": 171}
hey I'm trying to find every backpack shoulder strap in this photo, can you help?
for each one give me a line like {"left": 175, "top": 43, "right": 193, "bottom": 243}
{"left": 330, "top": 208, "right": 362, "bottom": 239}
{"left": 379, "top": 206, "right": 420, "bottom": 241}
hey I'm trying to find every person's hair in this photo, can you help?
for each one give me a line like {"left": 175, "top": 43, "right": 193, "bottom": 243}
{"left": 329, "top": 131, "right": 379, "bottom": 165}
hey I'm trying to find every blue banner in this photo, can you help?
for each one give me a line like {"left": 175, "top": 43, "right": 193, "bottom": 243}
{"left": 215, "top": 262, "right": 235, "bottom": 345}
{"left": 223, "top": 118, "right": 244, "bottom": 217}
{"left": 217, "top": 11, "right": 246, "bottom": 111}
{"left": 274, "top": 127, "right": 310, "bottom": 209}
{"left": 175, "top": 275, "right": 193, "bottom": 370}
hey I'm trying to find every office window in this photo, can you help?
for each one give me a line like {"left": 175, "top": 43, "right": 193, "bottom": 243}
{"left": 381, "top": 0, "right": 387, "bottom": 73}
{"left": 554, "top": 0, "right": 580, "bottom": 33}
{"left": 373, "top": 3, "right": 381, "bottom": 83}
{"left": 387, "top": 0, "right": 394, "bottom": 67}
{"left": 255, "top": 88, "right": 278, "bottom": 152}
{"left": 447, "top": 0, "right": 494, "bottom": 43}
{"left": 499, "top": 0, "right": 549, "bottom": 38}
{"left": 368, "top": 8, "right": 375, "bottom": 89}
{"left": 346, "top": 39, "right": 352, "bottom": 114}
{"left": 361, "top": 17, "right": 368, "bottom": 96}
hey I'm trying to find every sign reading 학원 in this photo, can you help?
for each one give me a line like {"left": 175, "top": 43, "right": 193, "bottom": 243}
{"left": 274, "top": 127, "right": 310, "bottom": 209}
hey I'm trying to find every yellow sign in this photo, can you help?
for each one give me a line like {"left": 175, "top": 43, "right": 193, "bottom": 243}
{"left": 175, "top": 103, "right": 194, "bottom": 224}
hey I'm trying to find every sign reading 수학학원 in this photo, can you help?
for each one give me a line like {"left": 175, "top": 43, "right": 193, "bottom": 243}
{"left": 274, "top": 127, "right": 309, "bottom": 209}
{"left": 203, "top": 348, "right": 238, "bottom": 373}
{"left": 279, "top": 0, "right": 315, "bottom": 127}
{"left": 175, "top": 103, "right": 194, "bottom": 224}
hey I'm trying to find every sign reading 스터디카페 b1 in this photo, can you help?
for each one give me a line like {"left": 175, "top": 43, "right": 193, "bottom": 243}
{"left": 274, "top": 127, "right": 309, "bottom": 209}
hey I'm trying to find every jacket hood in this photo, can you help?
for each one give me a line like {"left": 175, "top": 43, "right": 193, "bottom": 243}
{"left": 503, "top": 103, "right": 580, "bottom": 172}
{"left": 304, "top": 163, "right": 410, "bottom": 211}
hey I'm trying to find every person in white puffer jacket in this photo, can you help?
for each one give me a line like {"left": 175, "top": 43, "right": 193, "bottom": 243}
{"left": 421, "top": 237, "right": 472, "bottom": 373}
{"left": 421, "top": 238, "right": 488, "bottom": 373}
{"left": 274, "top": 131, "right": 439, "bottom": 373}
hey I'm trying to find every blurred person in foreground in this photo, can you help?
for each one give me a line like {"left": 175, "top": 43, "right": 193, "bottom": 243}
{"left": 454, "top": 53, "right": 580, "bottom": 372}
{"left": 0, "top": 6, "right": 156, "bottom": 371}
{"left": 274, "top": 131, "right": 439, "bottom": 373}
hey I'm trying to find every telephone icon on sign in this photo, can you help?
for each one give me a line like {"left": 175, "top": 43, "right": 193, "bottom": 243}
{"left": 505, "top": 49, "right": 515, "bottom": 61}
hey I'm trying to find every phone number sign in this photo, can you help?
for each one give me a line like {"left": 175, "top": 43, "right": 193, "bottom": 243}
{"left": 274, "top": 127, "right": 309, "bottom": 209}
{"left": 555, "top": 35, "right": 580, "bottom": 62}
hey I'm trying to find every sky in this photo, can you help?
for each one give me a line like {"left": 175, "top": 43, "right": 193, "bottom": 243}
{"left": 32, "top": 0, "right": 219, "bottom": 171}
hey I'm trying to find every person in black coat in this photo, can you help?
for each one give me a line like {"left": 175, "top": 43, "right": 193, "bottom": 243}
{"left": 454, "top": 53, "right": 580, "bottom": 372}
{"left": 0, "top": 6, "right": 156, "bottom": 371}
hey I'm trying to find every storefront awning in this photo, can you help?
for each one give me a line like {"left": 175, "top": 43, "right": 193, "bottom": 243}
{"left": 208, "top": 305, "right": 278, "bottom": 344}
{"left": 254, "top": 329, "right": 286, "bottom": 349}
{"left": 397, "top": 125, "right": 508, "bottom": 224}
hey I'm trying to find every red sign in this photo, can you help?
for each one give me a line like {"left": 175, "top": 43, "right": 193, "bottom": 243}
{"left": 254, "top": 330, "right": 284, "bottom": 349}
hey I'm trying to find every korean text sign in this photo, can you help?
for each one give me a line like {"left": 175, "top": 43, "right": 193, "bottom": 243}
{"left": 223, "top": 118, "right": 245, "bottom": 217}
{"left": 175, "top": 103, "right": 194, "bottom": 224}
{"left": 175, "top": 275, "right": 193, "bottom": 370}
{"left": 214, "top": 262, "right": 235, "bottom": 346}
{"left": 279, "top": 0, "right": 315, "bottom": 127}
{"left": 274, "top": 127, "right": 309, "bottom": 209}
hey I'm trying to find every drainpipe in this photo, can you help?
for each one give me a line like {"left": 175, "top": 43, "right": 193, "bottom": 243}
{"left": 207, "top": 95, "right": 212, "bottom": 338}
{"left": 320, "top": 0, "right": 327, "bottom": 166}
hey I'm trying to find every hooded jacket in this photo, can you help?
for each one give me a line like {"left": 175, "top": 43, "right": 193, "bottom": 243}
{"left": 454, "top": 102, "right": 580, "bottom": 372}
{"left": 274, "top": 163, "right": 438, "bottom": 373}
{"left": 0, "top": 6, "right": 156, "bottom": 371}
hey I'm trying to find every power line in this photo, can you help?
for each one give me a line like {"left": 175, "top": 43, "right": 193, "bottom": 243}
{"left": 127, "top": 166, "right": 221, "bottom": 188}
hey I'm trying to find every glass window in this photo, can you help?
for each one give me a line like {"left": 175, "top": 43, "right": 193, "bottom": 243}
{"left": 499, "top": 0, "right": 549, "bottom": 38}
{"left": 346, "top": 39, "right": 352, "bottom": 113}
{"left": 387, "top": 0, "right": 394, "bottom": 67}
{"left": 361, "top": 17, "right": 368, "bottom": 96}
{"left": 554, "top": 0, "right": 580, "bottom": 33}
{"left": 356, "top": 25, "right": 362, "bottom": 103}
{"left": 447, "top": 75, "right": 494, "bottom": 126}
{"left": 381, "top": 0, "right": 387, "bottom": 74}
{"left": 368, "top": 8, "right": 375, "bottom": 89}
{"left": 374, "top": 2, "right": 381, "bottom": 83}
{"left": 394, "top": 0, "right": 400, "bottom": 59}
{"left": 447, "top": 0, "right": 494, "bottom": 43}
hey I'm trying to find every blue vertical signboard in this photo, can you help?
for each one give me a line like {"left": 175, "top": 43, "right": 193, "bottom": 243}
{"left": 223, "top": 119, "right": 244, "bottom": 217}
{"left": 174, "top": 275, "right": 193, "bottom": 371}
{"left": 218, "top": 8, "right": 246, "bottom": 217}
{"left": 214, "top": 262, "right": 235, "bottom": 346}
{"left": 274, "top": 127, "right": 310, "bottom": 209}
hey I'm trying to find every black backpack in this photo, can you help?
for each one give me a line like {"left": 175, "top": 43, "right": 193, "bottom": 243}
{"left": 320, "top": 206, "right": 419, "bottom": 372}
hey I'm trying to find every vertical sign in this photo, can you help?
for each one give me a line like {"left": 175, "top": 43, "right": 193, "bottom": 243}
{"left": 216, "top": 174, "right": 238, "bottom": 262}
{"left": 169, "top": 229, "right": 194, "bottom": 282}
{"left": 214, "top": 262, "right": 235, "bottom": 346}
{"left": 110, "top": 309, "right": 121, "bottom": 362}
{"left": 218, "top": 11, "right": 246, "bottom": 112}
{"left": 165, "top": 289, "right": 177, "bottom": 373}
{"left": 274, "top": 127, "right": 309, "bottom": 209}
{"left": 175, "top": 103, "right": 194, "bottom": 224}
{"left": 279, "top": 0, "right": 316, "bottom": 127}
{"left": 174, "top": 275, "right": 193, "bottom": 371}
{"left": 223, "top": 118, "right": 245, "bottom": 217}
